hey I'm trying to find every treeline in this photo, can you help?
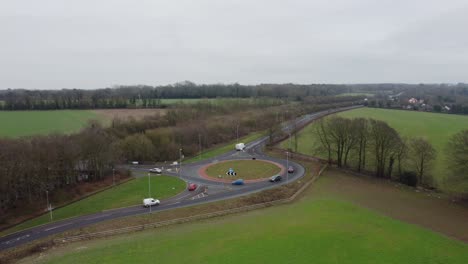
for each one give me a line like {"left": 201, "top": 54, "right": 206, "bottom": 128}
{"left": 0, "top": 82, "right": 347, "bottom": 110}
{"left": 0, "top": 124, "right": 121, "bottom": 218}
{"left": 315, "top": 117, "right": 437, "bottom": 186}
{"left": 314, "top": 116, "right": 468, "bottom": 197}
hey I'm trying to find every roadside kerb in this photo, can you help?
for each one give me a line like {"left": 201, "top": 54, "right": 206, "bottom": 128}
{"left": 54, "top": 164, "right": 328, "bottom": 244}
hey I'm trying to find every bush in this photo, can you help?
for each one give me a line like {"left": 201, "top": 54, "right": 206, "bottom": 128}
{"left": 399, "top": 171, "right": 418, "bottom": 187}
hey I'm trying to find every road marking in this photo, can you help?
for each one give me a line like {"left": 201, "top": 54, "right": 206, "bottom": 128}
{"left": 85, "top": 214, "right": 111, "bottom": 221}
{"left": 44, "top": 222, "right": 73, "bottom": 232}
{"left": 190, "top": 192, "right": 208, "bottom": 200}
{"left": 2, "top": 234, "right": 30, "bottom": 244}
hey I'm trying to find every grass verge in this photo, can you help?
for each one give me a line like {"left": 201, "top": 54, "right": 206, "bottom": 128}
{"left": 1, "top": 176, "right": 185, "bottom": 237}
{"left": 184, "top": 131, "right": 265, "bottom": 163}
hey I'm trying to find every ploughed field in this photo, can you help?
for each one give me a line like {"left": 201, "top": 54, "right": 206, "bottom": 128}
{"left": 1, "top": 176, "right": 185, "bottom": 236}
{"left": 28, "top": 170, "right": 468, "bottom": 264}
{"left": 281, "top": 107, "right": 468, "bottom": 191}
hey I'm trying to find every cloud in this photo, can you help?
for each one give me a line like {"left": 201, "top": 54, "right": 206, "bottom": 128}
{"left": 0, "top": 0, "right": 467, "bottom": 88}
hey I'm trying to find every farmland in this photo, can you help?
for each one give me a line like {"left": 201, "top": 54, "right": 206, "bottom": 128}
{"left": 0, "top": 110, "right": 103, "bottom": 138}
{"left": 28, "top": 170, "right": 468, "bottom": 264}
{"left": 1, "top": 175, "right": 185, "bottom": 236}
{"left": 280, "top": 108, "right": 468, "bottom": 190}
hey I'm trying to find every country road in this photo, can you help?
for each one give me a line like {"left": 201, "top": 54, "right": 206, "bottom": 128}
{"left": 0, "top": 105, "right": 360, "bottom": 252}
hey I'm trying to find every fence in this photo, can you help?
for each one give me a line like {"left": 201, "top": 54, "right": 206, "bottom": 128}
{"left": 54, "top": 164, "right": 328, "bottom": 244}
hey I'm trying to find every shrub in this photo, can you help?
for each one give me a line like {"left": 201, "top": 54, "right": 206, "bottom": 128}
{"left": 399, "top": 171, "right": 418, "bottom": 187}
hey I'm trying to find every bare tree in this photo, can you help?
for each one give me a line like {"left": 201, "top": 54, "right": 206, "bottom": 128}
{"left": 445, "top": 130, "right": 468, "bottom": 193}
{"left": 353, "top": 118, "right": 369, "bottom": 172}
{"left": 410, "top": 137, "right": 437, "bottom": 185}
{"left": 369, "top": 120, "right": 401, "bottom": 178}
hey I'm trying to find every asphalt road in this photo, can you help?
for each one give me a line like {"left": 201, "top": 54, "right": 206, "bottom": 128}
{"left": 0, "top": 105, "right": 360, "bottom": 252}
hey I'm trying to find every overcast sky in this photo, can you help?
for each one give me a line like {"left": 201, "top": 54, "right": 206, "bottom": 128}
{"left": 1, "top": 0, "right": 467, "bottom": 89}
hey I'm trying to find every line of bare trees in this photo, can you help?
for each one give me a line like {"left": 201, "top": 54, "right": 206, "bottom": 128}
{"left": 315, "top": 117, "right": 437, "bottom": 187}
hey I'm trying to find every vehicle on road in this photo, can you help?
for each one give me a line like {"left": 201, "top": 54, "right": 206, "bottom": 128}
{"left": 269, "top": 175, "right": 282, "bottom": 182}
{"left": 188, "top": 183, "right": 197, "bottom": 191}
{"left": 149, "top": 167, "right": 162, "bottom": 174}
{"left": 288, "top": 166, "right": 294, "bottom": 173}
{"left": 131, "top": 161, "right": 139, "bottom": 165}
{"left": 235, "top": 143, "right": 245, "bottom": 151}
{"left": 143, "top": 198, "right": 160, "bottom": 207}
{"left": 232, "top": 179, "right": 244, "bottom": 185}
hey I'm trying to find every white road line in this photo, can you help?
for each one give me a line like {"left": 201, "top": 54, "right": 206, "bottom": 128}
{"left": 44, "top": 222, "right": 73, "bottom": 232}
{"left": 85, "top": 214, "right": 111, "bottom": 221}
{"left": 2, "top": 234, "right": 30, "bottom": 244}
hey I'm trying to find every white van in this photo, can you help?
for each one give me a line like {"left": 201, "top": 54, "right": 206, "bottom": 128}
{"left": 235, "top": 143, "right": 245, "bottom": 151}
{"left": 143, "top": 198, "right": 160, "bottom": 207}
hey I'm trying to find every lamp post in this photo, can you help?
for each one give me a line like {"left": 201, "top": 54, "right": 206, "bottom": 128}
{"left": 236, "top": 123, "right": 239, "bottom": 143}
{"left": 46, "top": 190, "right": 53, "bottom": 221}
{"left": 198, "top": 134, "right": 202, "bottom": 161}
{"left": 148, "top": 172, "right": 151, "bottom": 213}
{"left": 148, "top": 172, "right": 151, "bottom": 197}
{"left": 286, "top": 151, "right": 289, "bottom": 183}
{"left": 179, "top": 148, "right": 183, "bottom": 178}
{"left": 112, "top": 167, "right": 115, "bottom": 186}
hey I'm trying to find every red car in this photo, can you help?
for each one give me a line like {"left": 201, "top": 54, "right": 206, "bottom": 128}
{"left": 188, "top": 183, "right": 197, "bottom": 191}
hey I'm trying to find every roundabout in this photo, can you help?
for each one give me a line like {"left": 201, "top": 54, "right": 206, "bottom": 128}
{"left": 199, "top": 159, "right": 285, "bottom": 183}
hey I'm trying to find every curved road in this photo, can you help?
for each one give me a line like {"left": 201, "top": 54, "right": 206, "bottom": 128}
{"left": 0, "top": 106, "right": 360, "bottom": 252}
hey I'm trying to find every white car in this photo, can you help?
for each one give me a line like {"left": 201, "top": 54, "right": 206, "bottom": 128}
{"left": 143, "top": 198, "right": 160, "bottom": 207}
{"left": 149, "top": 168, "right": 162, "bottom": 174}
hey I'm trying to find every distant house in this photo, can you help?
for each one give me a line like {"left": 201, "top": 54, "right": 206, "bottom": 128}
{"left": 408, "top": 98, "right": 418, "bottom": 104}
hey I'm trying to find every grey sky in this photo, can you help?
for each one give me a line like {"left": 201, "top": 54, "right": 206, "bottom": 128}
{"left": 1, "top": 0, "right": 467, "bottom": 89}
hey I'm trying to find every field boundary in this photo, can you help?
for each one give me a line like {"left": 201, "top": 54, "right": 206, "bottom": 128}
{"left": 53, "top": 164, "right": 328, "bottom": 244}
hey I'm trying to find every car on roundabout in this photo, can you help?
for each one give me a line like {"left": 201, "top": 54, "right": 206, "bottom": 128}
{"left": 188, "top": 183, "right": 197, "bottom": 191}
{"left": 232, "top": 179, "right": 244, "bottom": 185}
{"left": 143, "top": 198, "right": 160, "bottom": 207}
{"left": 269, "top": 175, "right": 282, "bottom": 182}
{"left": 149, "top": 167, "right": 162, "bottom": 174}
{"left": 287, "top": 166, "right": 294, "bottom": 173}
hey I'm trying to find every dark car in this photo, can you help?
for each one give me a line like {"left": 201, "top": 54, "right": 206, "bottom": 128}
{"left": 232, "top": 179, "right": 244, "bottom": 185}
{"left": 269, "top": 175, "right": 282, "bottom": 182}
{"left": 188, "top": 183, "right": 197, "bottom": 191}
{"left": 287, "top": 166, "right": 294, "bottom": 173}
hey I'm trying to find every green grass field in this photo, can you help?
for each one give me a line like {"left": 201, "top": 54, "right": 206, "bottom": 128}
{"left": 1, "top": 175, "right": 185, "bottom": 236}
{"left": 184, "top": 131, "right": 265, "bottom": 163}
{"left": 205, "top": 160, "right": 281, "bottom": 180}
{"left": 34, "top": 173, "right": 468, "bottom": 264}
{"left": 0, "top": 110, "right": 104, "bottom": 138}
{"left": 280, "top": 108, "right": 468, "bottom": 189}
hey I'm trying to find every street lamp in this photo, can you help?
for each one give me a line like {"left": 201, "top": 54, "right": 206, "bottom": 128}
{"left": 148, "top": 172, "right": 151, "bottom": 197}
{"left": 286, "top": 151, "right": 289, "bottom": 183}
{"left": 236, "top": 123, "right": 239, "bottom": 143}
{"left": 148, "top": 172, "right": 152, "bottom": 213}
{"left": 179, "top": 148, "right": 183, "bottom": 178}
{"left": 112, "top": 168, "right": 115, "bottom": 186}
{"left": 45, "top": 190, "right": 53, "bottom": 221}
{"left": 198, "top": 133, "right": 202, "bottom": 161}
